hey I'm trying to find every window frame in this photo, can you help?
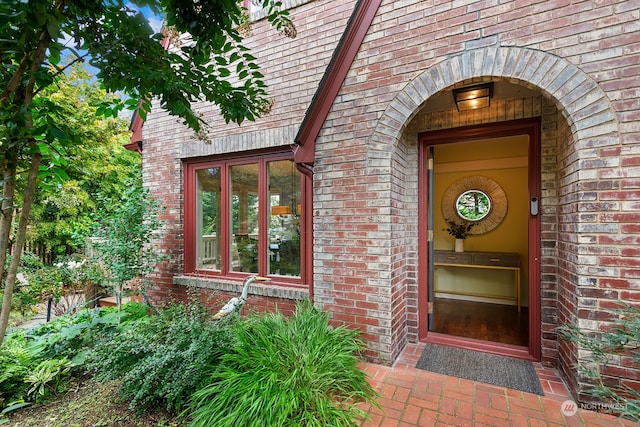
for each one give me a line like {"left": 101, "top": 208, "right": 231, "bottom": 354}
{"left": 184, "top": 150, "right": 307, "bottom": 287}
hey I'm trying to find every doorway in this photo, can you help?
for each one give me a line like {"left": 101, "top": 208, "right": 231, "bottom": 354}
{"left": 417, "top": 118, "right": 541, "bottom": 361}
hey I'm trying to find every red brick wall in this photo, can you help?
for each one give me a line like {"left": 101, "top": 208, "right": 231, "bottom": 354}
{"left": 141, "top": 0, "right": 640, "bottom": 394}
{"left": 313, "top": 0, "right": 640, "bottom": 387}
{"left": 140, "top": 0, "right": 351, "bottom": 308}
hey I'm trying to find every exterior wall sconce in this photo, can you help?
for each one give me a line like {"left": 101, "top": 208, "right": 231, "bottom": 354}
{"left": 453, "top": 83, "right": 493, "bottom": 111}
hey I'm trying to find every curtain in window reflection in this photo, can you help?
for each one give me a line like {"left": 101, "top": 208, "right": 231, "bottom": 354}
{"left": 268, "top": 160, "right": 300, "bottom": 276}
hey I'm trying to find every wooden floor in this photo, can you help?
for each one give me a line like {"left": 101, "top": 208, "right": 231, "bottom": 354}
{"left": 432, "top": 297, "right": 528, "bottom": 346}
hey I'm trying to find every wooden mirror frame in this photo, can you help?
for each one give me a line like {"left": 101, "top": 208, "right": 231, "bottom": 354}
{"left": 442, "top": 176, "right": 507, "bottom": 235}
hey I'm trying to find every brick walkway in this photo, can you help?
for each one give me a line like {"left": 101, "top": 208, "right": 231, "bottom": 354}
{"left": 359, "top": 343, "right": 638, "bottom": 426}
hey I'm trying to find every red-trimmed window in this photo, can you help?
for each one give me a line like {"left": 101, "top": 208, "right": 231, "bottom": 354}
{"left": 185, "top": 152, "right": 303, "bottom": 283}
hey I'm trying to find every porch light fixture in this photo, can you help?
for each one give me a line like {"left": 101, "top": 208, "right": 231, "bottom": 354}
{"left": 453, "top": 83, "right": 493, "bottom": 111}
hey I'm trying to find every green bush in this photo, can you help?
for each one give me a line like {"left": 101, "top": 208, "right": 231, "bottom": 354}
{"left": 559, "top": 304, "right": 640, "bottom": 422}
{"left": 0, "top": 302, "right": 147, "bottom": 411}
{"left": 0, "top": 331, "right": 35, "bottom": 406}
{"left": 86, "top": 301, "right": 236, "bottom": 413}
{"left": 187, "top": 300, "right": 378, "bottom": 427}
{"left": 2, "top": 251, "right": 45, "bottom": 318}
{"left": 27, "top": 302, "right": 147, "bottom": 362}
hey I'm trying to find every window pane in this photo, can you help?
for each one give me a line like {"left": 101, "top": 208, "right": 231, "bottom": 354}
{"left": 230, "top": 163, "right": 259, "bottom": 273}
{"left": 268, "top": 160, "right": 301, "bottom": 277}
{"left": 196, "top": 168, "right": 221, "bottom": 270}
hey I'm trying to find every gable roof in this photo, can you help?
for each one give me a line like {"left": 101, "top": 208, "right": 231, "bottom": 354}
{"left": 126, "top": 102, "right": 144, "bottom": 153}
{"left": 293, "top": 0, "right": 382, "bottom": 165}
{"left": 129, "top": 2, "right": 382, "bottom": 161}
{"left": 127, "top": 36, "right": 171, "bottom": 152}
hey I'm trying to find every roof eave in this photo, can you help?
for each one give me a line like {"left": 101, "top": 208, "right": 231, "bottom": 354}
{"left": 293, "top": 0, "right": 382, "bottom": 165}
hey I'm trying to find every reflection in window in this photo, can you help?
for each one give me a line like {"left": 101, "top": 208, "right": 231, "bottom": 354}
{"left": 456, "top": 190, "right": 491, "bottom": 221}
{"left": 196, "top": 168, "right": 221, "bottom": 270}
{"left": 268, "top": 160, "right": 300, "bottom": 276}
{"left": 190, "top": 156, "right": 302, "bottom": 279}
{"left": 230, "top": 164, "right": 259, "bottom": 273}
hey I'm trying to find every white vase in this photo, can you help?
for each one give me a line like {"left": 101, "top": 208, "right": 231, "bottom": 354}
{"left": 455, "top": 238, "right": 464, "bottom": 252}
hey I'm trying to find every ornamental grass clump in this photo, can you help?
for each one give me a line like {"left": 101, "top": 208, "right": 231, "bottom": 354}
{"left": 187, "top": 300, "right": 378, "bottom": 427}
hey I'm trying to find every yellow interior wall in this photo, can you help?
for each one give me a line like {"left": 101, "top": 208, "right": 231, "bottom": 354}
{"left": 433, "top": 136, "right": 530, "bottom": 306}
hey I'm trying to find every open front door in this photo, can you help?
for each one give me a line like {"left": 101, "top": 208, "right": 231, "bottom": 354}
{"left": 419, "top": 118, "right": 541, "bottom": 361}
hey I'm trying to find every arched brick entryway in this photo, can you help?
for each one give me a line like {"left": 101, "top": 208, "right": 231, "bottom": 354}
{"left": 366, "top": 46, "right": 621, "bottom": 383}
{"left": 368, "top": 47, "right": 618, "bottom": 158}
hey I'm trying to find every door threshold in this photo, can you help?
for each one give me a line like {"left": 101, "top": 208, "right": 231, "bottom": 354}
{"left": 423, "top": 332, "right": 536, "bottom": 361}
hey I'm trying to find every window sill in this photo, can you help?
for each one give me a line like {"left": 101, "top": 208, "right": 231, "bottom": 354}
{"left": 173, "top": 275, "right": 309, "bottom": 301}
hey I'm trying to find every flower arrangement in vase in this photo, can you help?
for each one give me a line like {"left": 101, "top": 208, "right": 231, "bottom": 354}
{"left": 443, "top": 218, "right": 475, "bottom": 252}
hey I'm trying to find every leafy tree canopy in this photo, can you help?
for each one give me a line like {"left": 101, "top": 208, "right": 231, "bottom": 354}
{"left": 25, "top": 64, "right": 140, "bottom": 260}
{"left": 0, "top": 0, "right": 294, "bottom": 346}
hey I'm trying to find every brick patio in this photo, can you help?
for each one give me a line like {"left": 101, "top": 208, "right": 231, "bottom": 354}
{"left": 359, "top": 343, "right": 638, "bottom": 427}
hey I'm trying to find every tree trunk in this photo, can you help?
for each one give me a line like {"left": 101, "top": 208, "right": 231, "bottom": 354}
{"left": 0, "top": 153, "right": 41, "bottom": 346}
{"left": 0, "top": 168, "right": 16, "bottom": 278}
{"left": 0, "top": 21, "right": 50, "bottom": 346}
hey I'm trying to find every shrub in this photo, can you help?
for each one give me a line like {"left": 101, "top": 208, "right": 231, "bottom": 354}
{"left": 24, "top": 357, "right": 73, "bottom": 399}
{"left": 27, "top": 302, "right": 147, "bottom": 362}
{"left": 558, "top": 304, "right": 640, "bottom": 422}
{"left": 2, "top": 251, "right": 45, "bottom": 318}
{"left": 86, "top": 301, "right": 236, "bottom": 413}
{"left": 187, "top": 300, "right": 378, "bottom": 427}
{"left": 0, "top": 331, "right": 34, "bottom": 406}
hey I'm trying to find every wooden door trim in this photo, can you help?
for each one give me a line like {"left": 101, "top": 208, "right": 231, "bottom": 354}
{"left": 417, "top": 117, "right": 542, "bottom": 361}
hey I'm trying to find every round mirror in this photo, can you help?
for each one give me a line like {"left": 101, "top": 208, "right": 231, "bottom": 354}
{"left": 456, "top": 190, "right": 491, "bottom": 221}
{"left": 442, "top": 176, "right": 507, "bottom": 235}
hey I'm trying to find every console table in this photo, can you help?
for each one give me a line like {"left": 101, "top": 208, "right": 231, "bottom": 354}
{"left": 434, "top": 250, "right": 521, "bottom": 311}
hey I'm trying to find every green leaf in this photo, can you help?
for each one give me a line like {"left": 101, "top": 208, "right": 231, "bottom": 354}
{"left": 0, "top": 401, "right": 31, "bottom": 415}
{"left": 37, "top": 142, "right": 50, "bottom": 154}
{"left": 46, "top": 19, "right": 61, "bottom": 40}
{"left": 50, "top": 127, "right": 68, "bottom": 142}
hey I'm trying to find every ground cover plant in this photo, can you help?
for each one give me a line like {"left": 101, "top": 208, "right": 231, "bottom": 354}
{"left": 559, "top": 304, "right": 640, "bottom": 422}
{"left": 2, "top": 299, "right": 378, "bottom": 426}
{"left": 187, "top": 300, "right": 378, "bottom": 427}
{"left": 0, "top": 302, "right": 147, "bottom": 421}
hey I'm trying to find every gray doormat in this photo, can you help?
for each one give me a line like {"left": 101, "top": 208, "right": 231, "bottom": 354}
{"left": 415, "top": 344, "right": 544, "bottom": 395}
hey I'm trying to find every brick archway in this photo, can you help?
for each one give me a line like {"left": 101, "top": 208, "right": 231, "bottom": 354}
{"left": 366, "top": 45, "right": 622, "bottom": 370}
{"left": 367, "top": 46, "right": 618, "bottom": 165}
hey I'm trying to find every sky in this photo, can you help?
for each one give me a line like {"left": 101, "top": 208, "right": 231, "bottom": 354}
{"left": 57, "top": 4, "right": 166, "bottom": 117}
{"left": 139, "top": 5, "right": 164, "bottom": 34}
